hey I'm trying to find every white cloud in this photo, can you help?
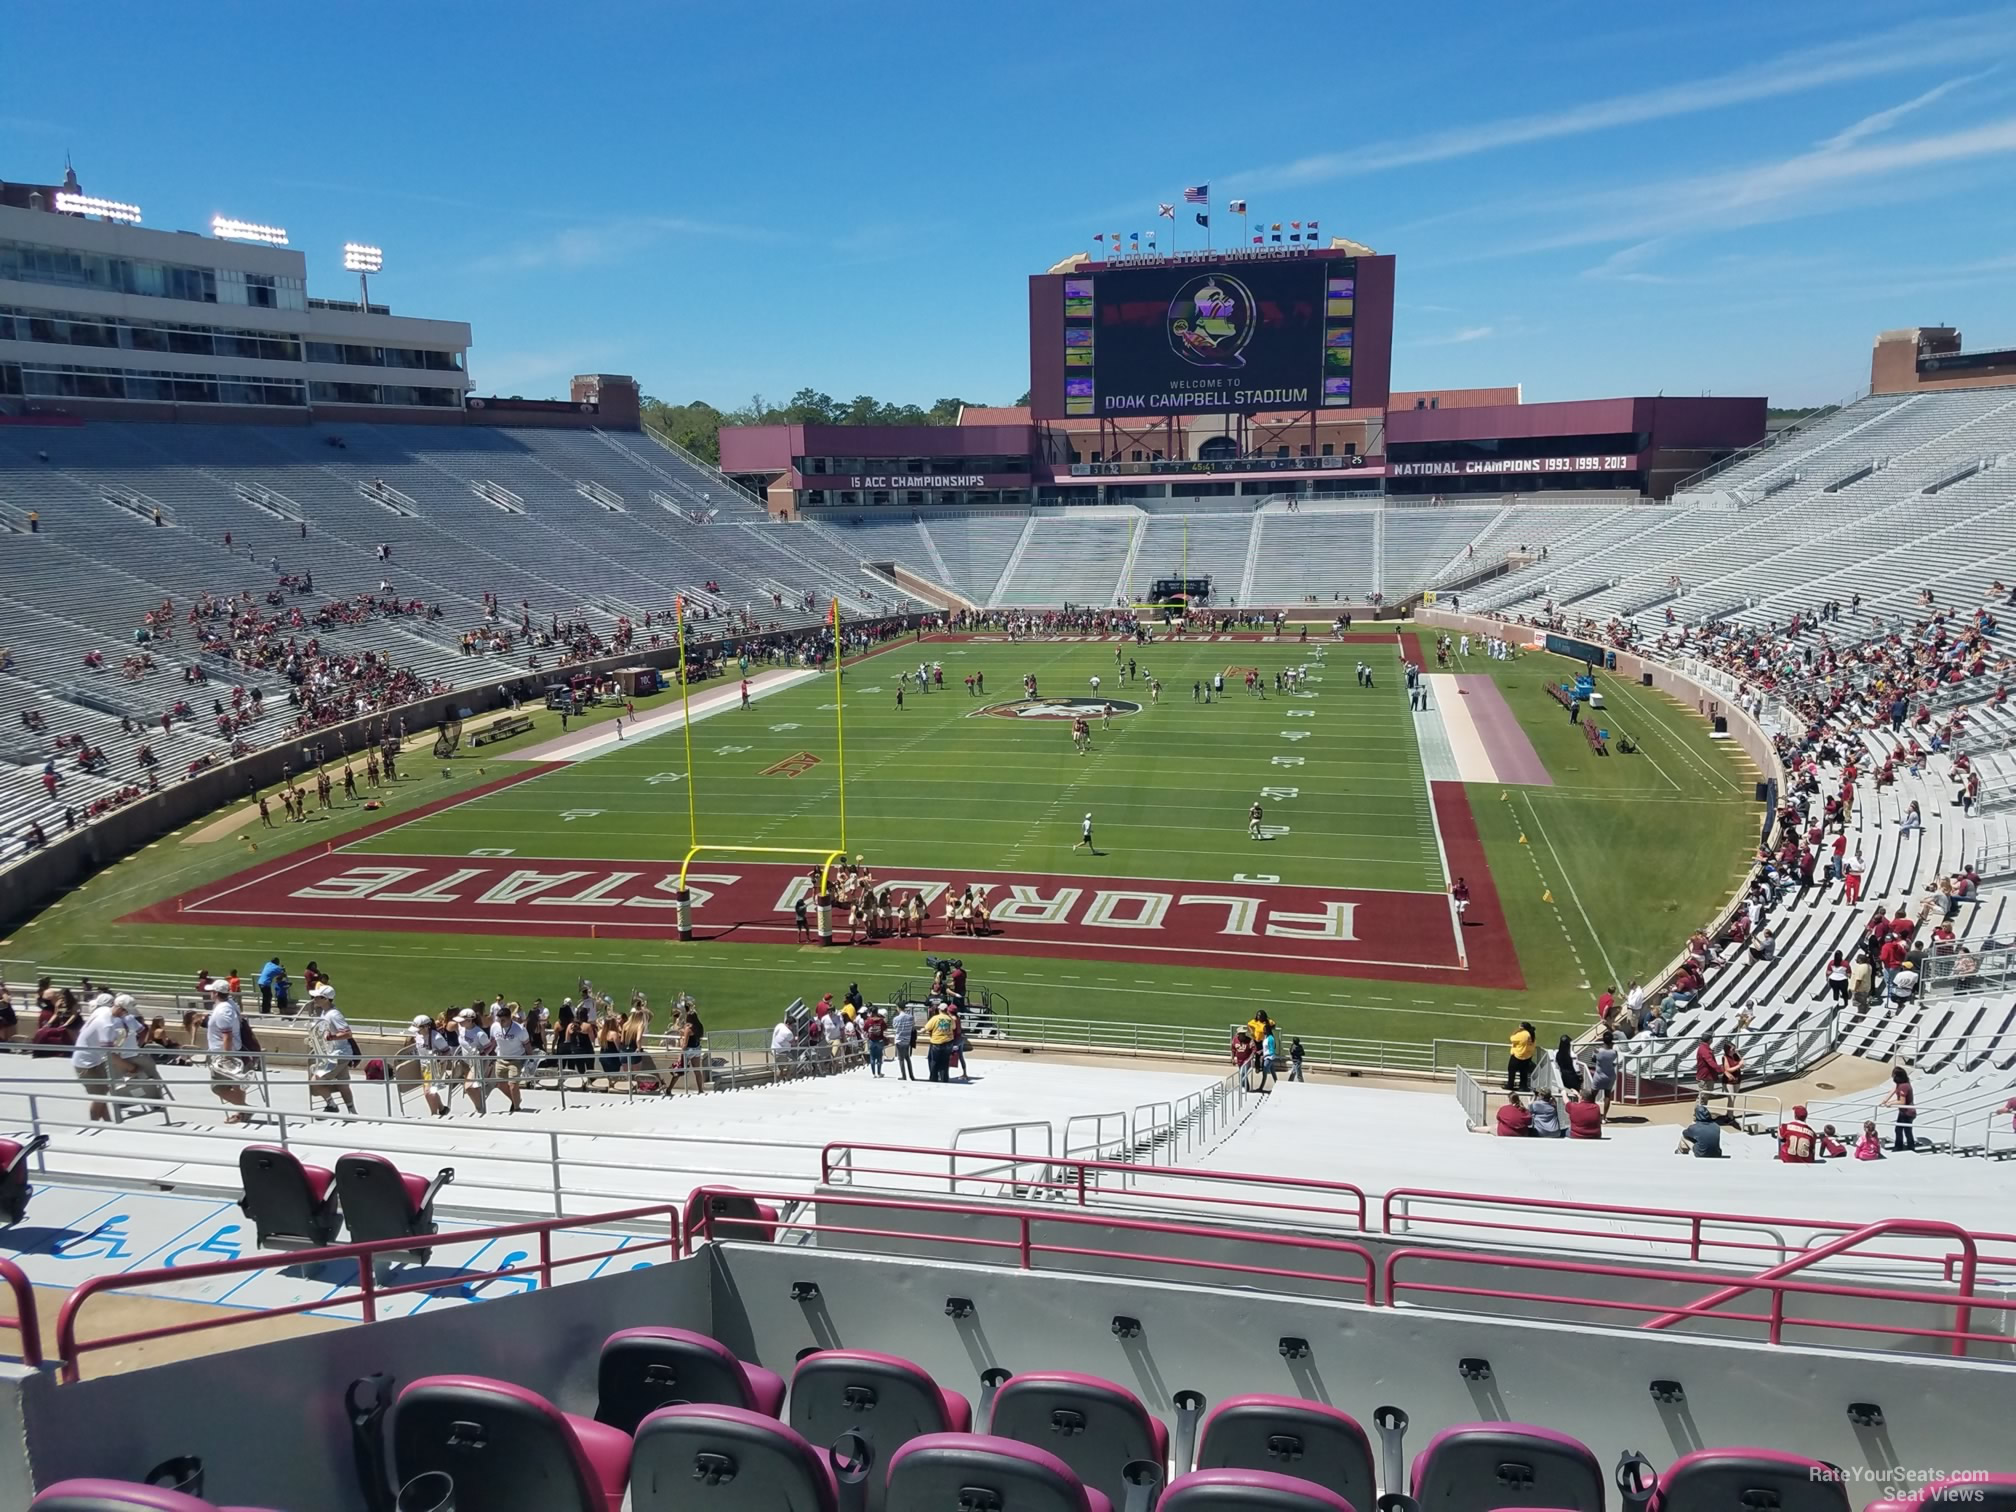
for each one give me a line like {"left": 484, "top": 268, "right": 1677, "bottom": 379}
{"left": 1224, "top": 11, "right": 2016, "bottom": 191}
{"left": 1815, "top": 70, "right": 1994, "bottom": 153}
{"left": 1582, "top": 239, "right": 1672, "bottom": 283}
{"left": 1413, "top": 325, "right": 1497, "bottom": 346}
{"left": 472, "top": 216, "right": 759, "bottom": 274}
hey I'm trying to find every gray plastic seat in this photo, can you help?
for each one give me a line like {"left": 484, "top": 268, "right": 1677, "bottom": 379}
{"left": 1409, "top": 1423, "right": 1602, "bottom": 1512}
{"left": 988, "top": 1370, "right": 1170, "bottom": 1511}
{"left": 1649, "top": 1449, "right": 1850, "bottom": 1512}
{"left": 1162, "top": 1468, "right": 1356, "bottom": 1511}
{"left": 631, "top": 1403, "right": 836, "bottom": 1511}
{"left": 789, "top": 1349, "right": 972, "bottom": 1511}
{"left": 392, "top": 1373, "right": 631, "bottom": 1512}
{"left": 886, "top": 1433, "right": 1115, "bottom": 1512}
{"left": 1194, "top": 1396, "right": 1372, "bottom": 1510}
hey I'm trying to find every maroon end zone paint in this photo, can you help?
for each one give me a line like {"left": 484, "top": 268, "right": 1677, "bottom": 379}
{"left": 122, "top": 781, "right": 1520, "bottom": 989}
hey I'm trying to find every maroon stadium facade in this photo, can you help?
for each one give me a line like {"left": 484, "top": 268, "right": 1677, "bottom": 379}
{"left": 719, "top": 242, "right": 1764, "bottom": 517}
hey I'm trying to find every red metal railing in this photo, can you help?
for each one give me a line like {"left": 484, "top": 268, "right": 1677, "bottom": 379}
{"left": 1380, "top": 1186, "right": 2016, "bottom": 1277}
{"left": 0, "top": 1256, "right": 42, "bottom": 1368}
{"left": 54, "top": 1202, "right": 682, "bottom": 1384}
{"left": 820, "top": 1141, "right": 1369, "bottom": 1231}
{"left": 1639, "top": 1218, "right": 1981, "bottom": 1353}
{"left": 686, "top": 1185, "right": 1378, "bottom": 1301}
{"left": 1384, "top": 1243, "right": 2016, "bottom": 1355}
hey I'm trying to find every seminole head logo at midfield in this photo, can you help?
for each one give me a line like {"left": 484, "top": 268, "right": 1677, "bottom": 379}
{"left": 1168, "top": 273, "right": 1257, "bottom": 369}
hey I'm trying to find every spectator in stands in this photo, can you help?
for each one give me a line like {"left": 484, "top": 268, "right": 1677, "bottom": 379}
{"left": 1881, "top": 1066, "right": 1917, "bottom": 1151}
{"left": 456, "top": 1007, "right": 493, "bottom": 1113}
{"left": 1849, "top": 950, "right": 1875, "bottom": 1010}
{"left": 1566, "top": 1090, "right": 1605, "bottom": 1138}
{"left": 71, "top": 996, "right": 129, "bottom": 1123}
{"left": 674, "top": 1001, "right": 708, "bottom": 1093}
{"left": 1494, "top": 1094, "right": 1533, "bottom": 1137}
{"left": 256, "top": 955, "right": 283, "bottom": 1015}
{"left": 859, "top": 1002, "right": 885, "bottom": 1078}
{"left": 924, "top": 1001, "right": 957, "bottom": 1082}
{"left": 1855, "top": 1120, "right": 1884, "bottom": 1160}
{"left": 0, "top": 982, "right": 14, "bottom": 1044}
{"left": 1587, "top": 1031, "right": 1619, "bottom": 1119}
{"left": 1505, "top": 1020, "right": 1537, "bottom": 1091}
{"left": 1889, "top": 960, "right": 1921, "bottom": 1007}
{"left": 1718, "top": 1039, "right": 1746, "bottom": 1100}
{"left": 206, "top": 985, "right": 251, "bottom": 1125}
{"left": 1777, "top": 1104, "right": 1818, "bottom": 1163}
{"left": 1676, "top": 1099, "right": 1723, "bottom": 1157}
{"left": 1824, "top": 951, "right": 1850, "bottom": 1008}
{"left": 1642, "top": 1000, "right": 1669, "bottom": 1038}
{"left": 891, "top": 1002, "right": 916, "bottom": 1080}
{"left": 404, "top": 1014, "right": 449, "bottom": 1118}
{"left": 490, "top": 1002, "right": 530, "bottom": 1111}
{"left": 307, "top": 984, "right": 358, "bottom": 1115}
{"left": 1529, "top": 1088, "right": 1565, "bottom": 1138}
{"left": 1819, "top": 1124, "right": 1848, "bottom": 1158}
{"left": 1693, "top": 1033, "right": 1721, "bottom": 1102}
{"left": 1546, "top": 1034, "right": 1581, "bottom": 1098}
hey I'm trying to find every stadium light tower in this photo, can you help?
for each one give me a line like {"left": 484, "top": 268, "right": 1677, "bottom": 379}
{"left": 342, "top": 242, "right": 384, "bottom": 311}
{"left": 53, "top": 191, "right": 142, "bottom": 224}
{"left": 211, "top": 215, "right": 290, "bottom": 246}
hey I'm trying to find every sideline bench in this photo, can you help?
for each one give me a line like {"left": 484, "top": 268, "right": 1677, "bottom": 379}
{"left": 469, "top": 713, "right": 536, "bottom": 747}
{"left": 1583, "top": 720, "right": 1609, "bottom": 755}
{"left": 1547, "top": 683, "right": 1575, "bottom": 710}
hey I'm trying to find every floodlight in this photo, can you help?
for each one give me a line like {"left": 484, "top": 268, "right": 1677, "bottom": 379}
{"left": 53, "top": 192, "right": 142, "bottom": 224}
{"left": 341, "top": 243, "right": 384, "bottom": 273}
{"left": 211, "top": 215, "right": 289, "bottom": 246}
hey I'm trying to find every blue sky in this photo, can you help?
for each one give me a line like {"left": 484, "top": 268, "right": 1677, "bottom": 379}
{"left": 7, "top": 1, "right": 2016, "bottom": 408}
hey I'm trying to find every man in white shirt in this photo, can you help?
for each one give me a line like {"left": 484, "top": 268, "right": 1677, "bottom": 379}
{"left": 405, "top": 1014, "right": 448, "bottom": 1118}
{"left": 770, "top": 1018, "right": 798, "bottom": 1079}
{"left": 308, "top": 985, "right": 358, "bottom": 1116}
{"left": 72, "top": 998, "right": 128, "bottom": 1122}
{"left": 489, "top": 1002, "right": 531, "bottom": 1113}
{"left": 205, "top": 988, "right": 251, "bottom": 1124}
{"left": 107, "top": 993, "right": 167, "bottom": 1105}
{"left": 455, "top": 1007, "right": 494, "bottom": 1115}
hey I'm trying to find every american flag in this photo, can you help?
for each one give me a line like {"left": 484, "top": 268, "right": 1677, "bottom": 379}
{"left": 1183, "top": 184, "right": 1209, "bottom": 204}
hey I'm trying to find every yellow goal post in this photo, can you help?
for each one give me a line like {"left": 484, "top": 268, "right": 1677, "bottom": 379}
{"left": 672, "top": 845, "right": 849, "bottom": 942}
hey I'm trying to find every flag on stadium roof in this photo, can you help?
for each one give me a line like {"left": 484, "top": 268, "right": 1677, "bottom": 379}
{"left": 1183, "top": 185, "right": 1208, "bottom": 203}
{"left": 1158, "top": 203, "right": 1175, "bottom": 218}
{"left": 1252, "top": 236, "right": 1263, "bottom": 244}
{"left": 1228, "top": 199, "right": 1247, "bottom": 214}
{"left": 1195, "top": 213, "right": 1208, "bottom": 228}
{"left": 1270, "top": 222, "right": 1281, "bottom": 231}
{"left": 1292, "top": 221, "right": 1301, "bottom": 229}
{"left": 1308, "top": 220, "right": 1319, "bottom": 230}
{"left": 1093, "top": 233, "right": 1104, "bottom": 242}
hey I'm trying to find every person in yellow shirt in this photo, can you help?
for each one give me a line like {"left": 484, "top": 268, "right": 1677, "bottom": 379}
{"left": 923, "top": 1005, "right": 957, "bottom": 1083}
{"left": 1507, "top": 1021, "right": 1538, "bottom": 1091}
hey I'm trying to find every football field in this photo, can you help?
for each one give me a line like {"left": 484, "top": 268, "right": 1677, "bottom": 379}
{"left": 16, "top": 627, "right": 1762, "bottom": 1052}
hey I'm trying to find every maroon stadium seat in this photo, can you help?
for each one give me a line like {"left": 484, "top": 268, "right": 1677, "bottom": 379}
{"left": 596, "top": 1326, "right": 787, "bottom": 1433}
{"left": 393, "top": 1374, "right": 630, "bottom": 1512}
{"left": 631, "top": 1402, "right": 837, "bottom": 1511}
{"left": 987, "top": 1370, "right": 1170, "bottom": 1511}
{"left": 886, "top": 1433, "right": 1115, "bottom": 1512}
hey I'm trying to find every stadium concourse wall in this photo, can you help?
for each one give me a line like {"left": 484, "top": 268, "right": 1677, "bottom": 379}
{"left": 1415, "top": 607, "right": 1782, "bottom": 1016}
{"left": 0, "top": 612, "right": 939, "bottom": 935}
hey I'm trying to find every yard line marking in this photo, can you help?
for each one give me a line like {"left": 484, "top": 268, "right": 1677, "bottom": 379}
{"left": 1523, "top": 793, "right": 1620, "bottom": 988}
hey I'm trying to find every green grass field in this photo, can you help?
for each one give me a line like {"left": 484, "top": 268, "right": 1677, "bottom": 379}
{"left": 2, "top": 629, "right": 1761, "bottom": 1057}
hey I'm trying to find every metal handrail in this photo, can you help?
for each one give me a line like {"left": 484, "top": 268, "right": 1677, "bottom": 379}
{"left": 54, "top": 1200, "right": 684, "bottom": 1383}
{"left": 0, "top": 1256, "right": 40, "bottom": 1368}
{"left": 683, "top": 1185, "right": 1379, "bottom": 1301}
{"left": 818, "top": 1141, "right": 1370, "bottom": 1229}
{"left": 1383, "top": 1242, "right": 2013, "bottom": 1354}
{"left": 0, "top": 1083, "right": 823, "bottom": 1217}
{"left": 1640, "top": 1217, "right": 1982, "bottom": 1354}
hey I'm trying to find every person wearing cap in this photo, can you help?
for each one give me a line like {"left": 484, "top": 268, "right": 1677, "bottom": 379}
{"left": 308, "top": 984, "right": 357, "bottom": 1117}
{"left": 405, "top": 1013, "right": 449, "bottom": 1118}
{"left": 490, "top": 1002, "right": 531, "bottom": 1112}
{"left": 71, "top": 995, "right": 130, "bottom": 1123}
{"left": 106, "top": 992, "right": 168, "bottom": 1106}
{"left": 455, "top": 1006, "right": 494, "bottom": 1115}
{"left": 1074, "top": 812, "right": 1094, "bottom": 852}
{"left": 1777, "top": 1104, "right": 1818, "bottom": 1163}
{"left": 205, "top": 986, "right": 250, "bottom": 1124}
